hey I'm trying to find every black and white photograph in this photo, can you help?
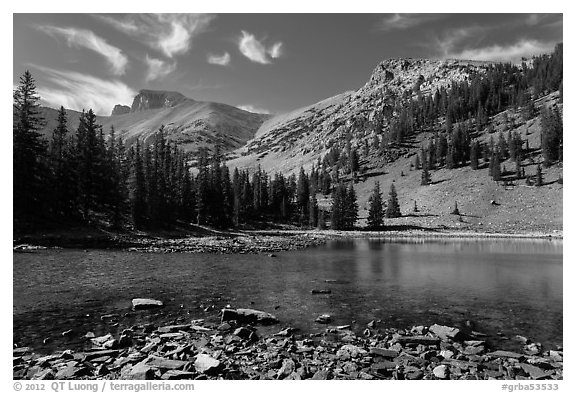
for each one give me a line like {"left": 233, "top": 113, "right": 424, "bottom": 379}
{"left": 11, "top": 5, "right": 566, "bottom": 389}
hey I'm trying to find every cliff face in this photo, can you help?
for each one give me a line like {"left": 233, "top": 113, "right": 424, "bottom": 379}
{"left": 130, "top": 90, "right": 189, "bottom": 112}
{"left": 111, "top": 104, "right": 130, "bottom": 116}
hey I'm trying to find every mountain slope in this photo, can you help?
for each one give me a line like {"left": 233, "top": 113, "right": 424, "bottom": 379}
{"left": 228, "top": 58, "right": 491, "bottom": 174}
{"left": 39, "top": 90, "right": 269, "bottom": 154}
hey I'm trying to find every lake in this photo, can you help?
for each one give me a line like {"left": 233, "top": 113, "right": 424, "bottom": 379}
{"left": 13, "top": 238, "right": 562, "bottom": 354}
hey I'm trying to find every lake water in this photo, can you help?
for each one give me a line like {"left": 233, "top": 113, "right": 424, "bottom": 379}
{"left": 13, "top": 238, "right": 562, "bottom": 354}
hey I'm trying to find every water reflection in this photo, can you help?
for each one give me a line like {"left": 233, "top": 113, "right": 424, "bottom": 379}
{"left": 13, "top": 238, "right": 562, "bottom": 353}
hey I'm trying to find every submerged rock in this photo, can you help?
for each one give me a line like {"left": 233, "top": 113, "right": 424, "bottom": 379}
{"left": 221, "top": 308, "right": 279, "bottom": 325}
{"left": 132, "top": 298, "right": 164, "bottom": 310}
{"left": 315, "top": 314, "right": 331, "bottom": 324}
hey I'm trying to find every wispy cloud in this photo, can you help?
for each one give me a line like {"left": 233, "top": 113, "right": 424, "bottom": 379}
{"left": 237, "top": 104, "right": 271, "bottom": 114}
{"left": 445, "top": 39, "right": 557, "bottom": 63}
{"left": 37, "top": 25, "right": 128, "bottom": 75}
{"left": 433, "top": 26, "right": 487, "bottom": 58}
{"left": 238, "top": 31, "right": 283, "bottom": 65}
{"left": 376, "top": 14, "right": 445, "bottom": 31}
{"left": 145, "top": 55, "right": 177, "bottom": 81}
{"left": 207, "top": 52, "right": 231, "bottom": 66}
{"left": 95, "top": 14, "right": 214, "bottom": 58}
{"left": 31, "top": 64, "right": 136, "bottom": 116}
{"left": 268, "top": 42, "right": 283, "bottom": 59}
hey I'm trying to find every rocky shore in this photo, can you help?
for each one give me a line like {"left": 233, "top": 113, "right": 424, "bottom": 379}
{"left": 14, "top": 227, "right": 562, "bottom": 255}
{"left": 13, "top": 306, "right": 563, "bottom": 381}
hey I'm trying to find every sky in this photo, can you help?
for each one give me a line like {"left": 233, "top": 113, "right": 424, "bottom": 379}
{"left": 13, "top": 13, "right": 563, "bottom": 116}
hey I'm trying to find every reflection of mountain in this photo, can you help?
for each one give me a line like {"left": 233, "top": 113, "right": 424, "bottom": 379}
{"left": 39, "top": 89, "right": 270, "bottom": 154}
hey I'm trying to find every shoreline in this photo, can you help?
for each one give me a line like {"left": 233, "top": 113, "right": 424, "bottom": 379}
{"left": 13, "top": 307, "right": 563, "bottom": 381}
{"left": 13, "top": 227, "right": 563, "bottom": 254}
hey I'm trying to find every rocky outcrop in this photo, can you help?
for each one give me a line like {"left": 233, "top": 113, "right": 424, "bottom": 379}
{"left": 130, "top": 90, "right": 188, "bottom": 112}
{"left": 111, "top": 104, "right": 130, "bottom": 116}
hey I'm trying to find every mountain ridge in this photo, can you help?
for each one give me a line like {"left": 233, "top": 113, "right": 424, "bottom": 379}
{"left": 38, "top": 89, "right": 269, "bottom": 154}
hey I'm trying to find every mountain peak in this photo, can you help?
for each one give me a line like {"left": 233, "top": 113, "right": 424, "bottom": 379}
{"left": 130, "top": 89, "right": 191, "bottom": 112}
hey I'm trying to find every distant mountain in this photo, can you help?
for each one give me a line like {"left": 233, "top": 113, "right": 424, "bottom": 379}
{"left": 39, "top": 90, "right": 269, "bottom": 154}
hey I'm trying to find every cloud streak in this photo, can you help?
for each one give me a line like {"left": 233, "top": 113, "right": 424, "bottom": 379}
{"left": 37, "top": 25, "right": 128, "bottom": 75}
{"left": 237, "top": 104, "right": 271, "bottom": 114}
{"left": 95, "top": 14, "right": 214, "bottom": 58}
{"left": 238, "top": 31, "right": 283, "bottom": 64}
{"left": 207, "top": 52, "right": 231, "bottom": 66}
{"left": 376, "top": 14, "right": 445, "bottom": 31}
{"left": 445, "top": 40, "right": 557, "bottom": 63}
{"left": 145, "top": 55, "right": 177, "bottom": 81}
{"left": 31, "top": 64, "right": 136, "bottom": 116}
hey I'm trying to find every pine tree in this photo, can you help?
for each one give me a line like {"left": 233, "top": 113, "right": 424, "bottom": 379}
{"left": 367, "top": 181, "right": 384, "bottom": 229}
{"left": 492, "top": 150, "right": 502, "bottom": 181}
{"left": 308, "top": 193, "right": 318, "bottom": 228}
{"left": 13, "top": 70, "right": 47, "bottom": 218}
{"left": 297, "top": 167, "right": 310, "bottom": 225}
{"left": 451, "top": 201, "right": 460, "bottom": 215}
{"left": 344, "top": 184, "right": 358, "bottom": 229}
{"left": 421, "top": 152, "right": 431, "bottom": 185}
{"left": 470, "top": 140, "right": 479, "bottom": 170}
{"left": 330, "top": 182, "right": 346, "bottom": 230}
{"left": 129, "top": 141, "right": 146, "bottom": 228}
{"left": 385, "top": 183, "right": 401, "bottom": 218}
{"left": 196, "top": 149, "right": 210, "bottom": 225}
{"left": 541, "top": 106, "right": 562, "bottom": 166}
{"left": 317, "top": 209, "right": 326, "bottom": 230}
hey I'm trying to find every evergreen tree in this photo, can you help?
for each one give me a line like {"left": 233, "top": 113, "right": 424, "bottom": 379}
{"left": 470, "top": 140, "right": 479, "bottom": 170}
{"left": 344, "top": 184, "right": 358, "bottom": 229}
{"left": 13, "top": 70, "right": 47, "bottom": 218}
{"left": 196, "top": 149, "right": 210, "bottom": 225}
{"left": 330, "top": 182, "right": 346, "bottom": 230}
{"left": 308, "top": 193, "right": 318, "bottom": 228}
{"left": 421, "top": 153, "right": 431, "bottom": 186}
{"left": 297, "top": 167, "right": 310, "bottom": 225}
{"left": 540, "top": 106, "right": 562, "bottom": 166}
{"left": 385, "top": 183, "right": 401, "bottom": 218}
{"left": 492, "top": 150, "right": 502, "bottom": 181}
{"left": 367, "top": 181, "right": 384, "bottom": 229}
{"left": 128, "top": 141, "right": 146, "bottom": 228}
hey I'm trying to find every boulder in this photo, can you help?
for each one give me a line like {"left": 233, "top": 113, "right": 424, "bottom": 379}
{"left": 194, "top": 354, "right": 221, "bottom": 374}
{"left": 234, "top": 327, "right": 257, "bottom": 341}
{"left": 370, "top": 347, "right": 400, "bottom": 358}
{"left": 315, "top": 314, "right": 331, "bottom": 324}
{"left": 145, "top": 356, "right": 189, "bottom": 370}
{"left": 122, "top": 362, "right": 155, "bottom": 380}
{"left": 221, "top": 308, "right": 278, "bottom": 325}
{"left": 311, "top": 369, "right": 330, "bottom": 380}
{"left": 396, "top": 335, "right": 440, "bottom": 345}
{"left": 132, "top": 298, "right": 163, "bottom": 310}
{"left": 520, "top": 364, "right": 548, "bottom": 379}
{"left": 429, "top": 324, "right": 462, "bottom": 341}
{"left": 486, "top": 350, "right": 525, "bottom": 359}
{"left": 161, "top": 370, "right": 196, "bottom": 380}
{"left": 277, "top": 359, "right": 296, "bottom": 379}
{"left": 433, "top": 364, "right": 449, "bottom": 379}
